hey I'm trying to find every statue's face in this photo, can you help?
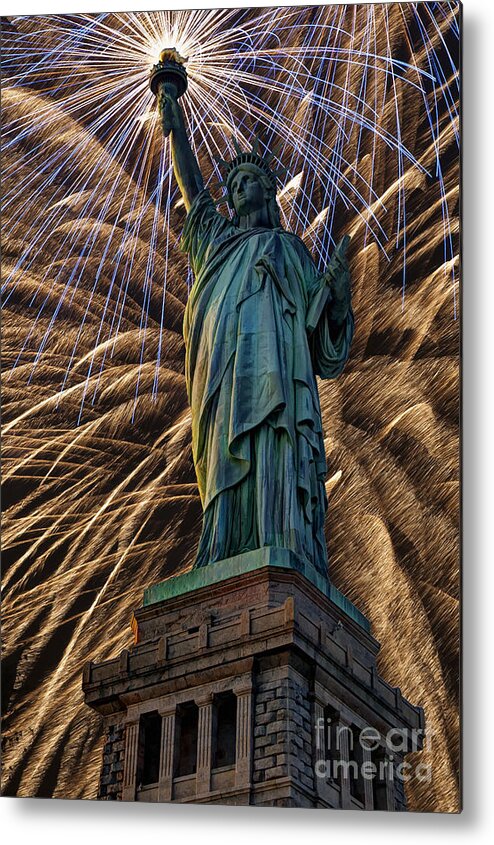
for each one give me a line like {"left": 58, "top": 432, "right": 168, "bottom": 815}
{"left": 230, "top": 165, "right": 267, "bottom": 217}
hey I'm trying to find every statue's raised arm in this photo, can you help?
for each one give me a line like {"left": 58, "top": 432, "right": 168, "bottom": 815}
{"left": 151, "top": 50, "right": 204, "bottom": 211}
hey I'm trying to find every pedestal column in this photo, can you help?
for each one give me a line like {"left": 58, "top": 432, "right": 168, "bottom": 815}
{"left": 362, "top": 745, "right": 374, "bottom": 810}
{"left": 122, "top": 720, "right": 139, "bottom": 801}
{"left": 196, "top": 694, "right": 214, "bottom": 797}
{"left": 158, "top": 706, "right": 176, "bottom": 802}
{"left": 313, "top": 697, "right": 333, "bottom": 806}
{"left": 337, "top": 717, "right": 352, "bottom": 810}
{"left": 235, "top": 687, "right": 253, "bottom": 789}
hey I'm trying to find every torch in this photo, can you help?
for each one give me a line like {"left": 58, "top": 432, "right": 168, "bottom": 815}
{"left": 149, "top": 48, "right": 188, "bottom": 137}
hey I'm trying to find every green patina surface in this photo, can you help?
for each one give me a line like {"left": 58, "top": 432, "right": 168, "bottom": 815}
{"left": 180, "top": 189, "right": 353, "bottom": 573}
{"left": 143, "top": 547, "right": 370, "bottom": 632}
{"left": 146, "top": 82, "right": 359, "bottom": 624}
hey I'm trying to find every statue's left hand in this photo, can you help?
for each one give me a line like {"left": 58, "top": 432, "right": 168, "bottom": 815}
{"left": 322, "top": 235, "right": 351, "bottom": 324}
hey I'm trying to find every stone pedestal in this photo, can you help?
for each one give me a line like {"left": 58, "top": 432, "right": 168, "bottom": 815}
{"left": 83, "top": 548, "right": 424, "bottom": 808}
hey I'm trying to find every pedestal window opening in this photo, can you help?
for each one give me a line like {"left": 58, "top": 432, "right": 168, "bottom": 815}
{"left": 174, "top": 701, "right": 199, "bottom": 777}
{"left": 137, "top": 711, "right": 162, "bottom": 787}
{"left": 349, "top": 724, "right": 366, "bottom": 804}
{"left": 323, "top": 704, "right": 342, "bottom": 784}
{"left": 371, "top": 745, "right": 390, "bottom": 810}
{"left": 213, "top": 691, "right": 237, "bottom": 768}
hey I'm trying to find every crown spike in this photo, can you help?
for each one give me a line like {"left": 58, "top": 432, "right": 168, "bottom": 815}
{"left": 231, "top": 137, "right": 243, "bottom": 155}
{"left": 212, "top": 155, "right": 230, "bottom": 171}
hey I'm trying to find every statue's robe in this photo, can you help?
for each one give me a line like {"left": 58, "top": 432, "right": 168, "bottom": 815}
{"left": 181, "top": 190, "right": 353, "bottom": 574}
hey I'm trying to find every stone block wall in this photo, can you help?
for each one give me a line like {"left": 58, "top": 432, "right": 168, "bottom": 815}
{"left": 98, "top": 722, "right": 125, "bottom": 800}
{"left": 252, "top": 655, "right": 314, "bottom": 806}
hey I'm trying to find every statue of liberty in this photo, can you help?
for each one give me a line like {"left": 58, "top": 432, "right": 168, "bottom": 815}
{"left": 154, "top": 53, "right": 354, "bottom": 578}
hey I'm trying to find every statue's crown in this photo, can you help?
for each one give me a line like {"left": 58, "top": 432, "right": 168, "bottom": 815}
{"left": 213, "top": 137, "right": 286, "bottom": 202}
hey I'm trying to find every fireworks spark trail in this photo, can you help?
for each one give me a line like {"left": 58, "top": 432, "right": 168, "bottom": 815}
{"left": 2, "top": 3, "right": 457, "bottom": 416}
{"left": 2, "top": 4, "right": 459, "bottom": 811}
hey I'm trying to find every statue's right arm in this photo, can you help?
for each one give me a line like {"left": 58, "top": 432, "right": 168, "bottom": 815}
{"left": 159, "top": 89, "right": 204, "bottom": 212}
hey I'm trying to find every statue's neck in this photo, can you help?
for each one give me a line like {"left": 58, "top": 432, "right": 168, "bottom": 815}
{"left": 238, "top": 206, "right": 272, "bottom": 230}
